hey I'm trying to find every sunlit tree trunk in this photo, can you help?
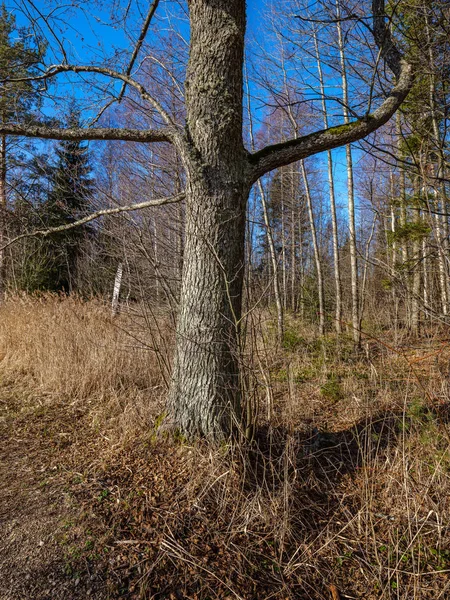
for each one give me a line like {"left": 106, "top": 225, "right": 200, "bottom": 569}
{"left": 313, "top": 30, "right": 342, "bottom": 334}
{"left": 290, "top": 172, "right": 297, "bottom": 312}
{"left": 390, "top": 187, "right": 400, "bottom": 332}
{"left": 168, "top": 0, "right": 248, "bottom": 437}
{"left": 425, "top": 10, "right": 449, "bottom": 317}
{"left": 0, "top": 134, "right": 6, "bottom": 301}
{"left": 422, "top": 234, "right": 428, "bottom": 312}
{"left": 298, "top": 205, "right": 305, "bottom": 320}
{"left": 258, "top": 178, "right": 284, "bottom": 343}
{"left": 336, "top": 0, "right": 360, "bottom": 346}
{"left": 411, "top": 179, "right": 421, "bottom": 335}
{"left": 300, "top": 160, "right": 325, "bottom": 335}
{"left": 280, "top": 169, "right": 287, "bottom": 313}
{"left": 395, "top": 112, "right": 411, "bottom": 327}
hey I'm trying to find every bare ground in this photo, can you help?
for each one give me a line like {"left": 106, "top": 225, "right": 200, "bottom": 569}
{"left": 0, "top": 386, "right": 107, "bottom": 600}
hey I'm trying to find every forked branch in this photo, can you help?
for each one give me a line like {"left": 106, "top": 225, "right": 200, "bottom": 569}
{"left": 7, "top": 63, "right": 176, "bottom": 129}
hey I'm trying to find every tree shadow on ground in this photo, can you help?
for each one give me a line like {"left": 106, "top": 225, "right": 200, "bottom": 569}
{"left": 236, "top": 401, "right": 450, "bottom": 599}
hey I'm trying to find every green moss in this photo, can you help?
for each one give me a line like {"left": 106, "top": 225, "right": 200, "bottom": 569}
{"left": 154, "top": 411, "right": 167, "bottom": 430}
{"left": 328, "top": 121, "right": 359, "bottom": 136}
{"left": 320, "top": 374, "right": 343, "bottom": 403}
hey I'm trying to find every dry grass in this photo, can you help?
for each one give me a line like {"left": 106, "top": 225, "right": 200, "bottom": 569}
{"left": 0, "top": 294, "right": 168, "bottom": 440}
{"left": 1, "top": 295, "right": 450, "bottom": 599}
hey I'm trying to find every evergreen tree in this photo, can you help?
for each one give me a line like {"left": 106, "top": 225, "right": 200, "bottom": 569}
{"left": 38, "top": 110, "right": 95, "bottom": 292}
{"left": 0, "top": 4, "right": 43, "bottom": 297}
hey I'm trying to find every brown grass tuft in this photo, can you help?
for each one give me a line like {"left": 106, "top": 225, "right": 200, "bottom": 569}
{"left": 0, "top": 294, "right": 168, "bottom": 440}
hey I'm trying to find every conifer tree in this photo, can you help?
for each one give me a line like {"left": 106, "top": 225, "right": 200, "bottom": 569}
{"left": 0, "top": 4, "right": 43, "bottom": 297}
{"left": 38, "top": 110, "right": 95, "bottom": 292}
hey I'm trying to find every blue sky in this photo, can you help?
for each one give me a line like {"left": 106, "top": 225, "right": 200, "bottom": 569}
{"left": 12, "top": 0, "right": 354, "bottom": 223}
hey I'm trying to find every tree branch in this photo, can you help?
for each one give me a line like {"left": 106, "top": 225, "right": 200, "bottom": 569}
{"left": 249, "top": 0, "right": 414, "bottom": 183}
{"left": 0, "top": 123, "right": 173, "bottom": 143}
{"left": 1, "top": 192, "right": 185, "bottom": 251}
{"left": 118, "top": 0, "right": 160, "bottom": 102}
{"left": 7, "top": 62, "right": 177, "bottom": 130}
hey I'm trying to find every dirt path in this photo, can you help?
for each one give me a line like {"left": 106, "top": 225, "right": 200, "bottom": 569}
{"left": 0, "top": 386, "right": 106, "bottom": 600}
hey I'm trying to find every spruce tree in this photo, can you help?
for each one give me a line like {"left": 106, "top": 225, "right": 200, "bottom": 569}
{"left": 0, "top": 4, "right": 43, "bottom": 297}
{"left": 39, "top": 110, "right": 95, "bottom": 292}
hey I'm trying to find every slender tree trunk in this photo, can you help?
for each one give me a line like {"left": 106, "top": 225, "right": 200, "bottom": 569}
{"left": 313, "top": 31, "right": 342, "bottom": 334}
{"left": 396, "top": 112, "right": 410, "bottom": 326}
{"left": 411, "top": 180, "right": 421, "bottom": 335}
{"left": 152, "top": 216, "right": 160, "bottom": 303}
{"left": 422, "top": 234, "right": 428, "bottom": 312}
{"left": 426, "top": 10, "right": 449, "bottom": 317}
{"left": 111, "top": 262, "right": 123, "bottom": 316}
{"left": 390, "top": 191, "right": 400, "bottom": 332}
{"left": 300, "top": 160, "right": 325, "bottom": 335}
{"left": 244, "top": 65, "right": 284, "bottom": 342}
{"left": 386, "top": 171, "right": 399, "bottom": 336}
{"left": 168, "top": 0, "right": 248, "bottom": 438}
{"left": 258, "top": 179, "right": 284, "bottom": 344}
{"left": 290, "top": 172, "right": 297, "bottom": 312}
{"left": 280, "top": 169, "right": 287, "bottom": 312}
{"left": 336, "top": 1, "right": 360, "bottom": 346}
{"left": 298, "top": 204, "right": 305, "bottom": 320}
{"left": 360, "top": 215, "right": 376, "bottom": 330}
{"left": 433, "top": 189, "right": 448, "bottom": 316}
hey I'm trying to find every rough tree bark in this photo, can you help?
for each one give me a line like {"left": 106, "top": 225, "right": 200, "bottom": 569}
{"left": 167, "top": 0, "right": 249, "bottom": 437}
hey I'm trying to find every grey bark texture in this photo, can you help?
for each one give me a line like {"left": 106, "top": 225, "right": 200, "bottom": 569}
{"left": 167, "top": 0, "right": 249, "bottom": 438}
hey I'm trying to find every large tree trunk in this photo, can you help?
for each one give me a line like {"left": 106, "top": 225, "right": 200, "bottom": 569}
{"left": 168, "top": 0, "right": 248, "bottom": 439}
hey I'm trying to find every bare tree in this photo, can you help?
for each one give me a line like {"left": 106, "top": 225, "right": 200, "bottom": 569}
{"left": 335, "top": 0, "right": 360, "bottom": 346}
{"left": 1, "top": 0, "right": 414, "bottom": 439}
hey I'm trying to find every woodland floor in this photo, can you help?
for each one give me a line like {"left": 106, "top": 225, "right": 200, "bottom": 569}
{"left": 1, "top": 300, "right": 450, "bottom": 599}
{"left": 0, "top": 384, "right": 107, "bottom": 599}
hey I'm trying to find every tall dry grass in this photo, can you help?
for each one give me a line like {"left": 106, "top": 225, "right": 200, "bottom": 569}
{"left": 0, "top": 294, "right": 169, "bottom": 438}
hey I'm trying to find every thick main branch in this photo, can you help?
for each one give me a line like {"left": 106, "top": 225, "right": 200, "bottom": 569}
{"left": 249, "top": 0, "right": 414, "bottom": 182}
{"left": 0, "top": 123, "right": 173, "bottom": 143}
